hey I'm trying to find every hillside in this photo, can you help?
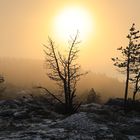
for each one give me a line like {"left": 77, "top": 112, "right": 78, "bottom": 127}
{"left": 0, "top": 97, "right": 140, "bottom": 140}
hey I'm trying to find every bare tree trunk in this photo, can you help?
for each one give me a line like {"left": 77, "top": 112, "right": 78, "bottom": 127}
{"left": 133, "top": 92, "right": 136, "bottom": 101}
{"left": 133, "top": 73, "right": 140, "bottom": 102}
{"left": 63, "top": 82, "right": 68, "bottom": 112}
{"left": 124, "top": 54, "right": 130, "bottom": 108}
{"left": 124, "top": 73, "right": 129, "bottom": 107}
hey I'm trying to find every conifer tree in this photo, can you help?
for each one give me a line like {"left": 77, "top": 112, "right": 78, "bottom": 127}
{"left": 112, "top": 24, "right": 140, "bottom": 105}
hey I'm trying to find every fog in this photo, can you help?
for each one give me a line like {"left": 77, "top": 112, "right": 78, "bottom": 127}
{"left": 0, "top": 58, "right": 127, "bottom": 101}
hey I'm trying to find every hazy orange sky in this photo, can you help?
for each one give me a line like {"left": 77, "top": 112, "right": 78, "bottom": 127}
{"left": 0, "top": 0, "right": 140, "bottom": 78}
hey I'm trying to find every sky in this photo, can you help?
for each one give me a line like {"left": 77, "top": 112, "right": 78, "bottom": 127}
{"left": 0, "top": 0, "right": 140, "bottom": 78}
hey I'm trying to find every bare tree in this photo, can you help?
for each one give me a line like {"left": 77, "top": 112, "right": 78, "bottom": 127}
{"left": 38, "top": 33, "right": 86, "bottom": 114}
{"left": 112, "top": 23, "right": 140, "bottom": 106}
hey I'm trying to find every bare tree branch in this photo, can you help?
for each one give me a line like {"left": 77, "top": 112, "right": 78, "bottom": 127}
{"left": 36, "top": 86, "right": 64, "bottom": 105}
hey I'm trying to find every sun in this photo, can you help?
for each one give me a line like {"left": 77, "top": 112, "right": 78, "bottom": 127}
{"left": 53, "top": 7, "right": 94, "bottom": 41}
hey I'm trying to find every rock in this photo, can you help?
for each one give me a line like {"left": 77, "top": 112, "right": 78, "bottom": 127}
{"left": 0, "top": 109, "right": 15, "bottom": 117}
{"left": 105, "top": 98, "right": 124, "bottom": 107}
{"left": 80, "top": 103, "right": 101, "bottom": 112}
{"left": 13, "top": 110, "right": 29, "bottom": 119}
{"left": 0, "top": 98, "right": 140, "bottom": 139}
{"left": 120, "top": 124, "right": 140, "bottom": 135}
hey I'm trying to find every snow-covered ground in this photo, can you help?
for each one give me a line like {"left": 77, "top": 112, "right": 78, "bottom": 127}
{"left": 0, "top": 98, "right": 140, "bottom": 140}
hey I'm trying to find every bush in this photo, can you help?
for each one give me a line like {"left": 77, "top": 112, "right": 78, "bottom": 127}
{"left": 0, "top": 75, "right": 5, "bottom": 98}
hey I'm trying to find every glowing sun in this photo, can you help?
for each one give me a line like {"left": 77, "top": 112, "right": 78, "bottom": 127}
{"left": 54, "top": 7, "right": 94, "bottom": 41}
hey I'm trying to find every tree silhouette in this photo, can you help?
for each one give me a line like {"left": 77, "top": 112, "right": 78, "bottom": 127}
{"left": 128, "top": 26, "right": 140, "bottom": 101}
{"left": 87, "top": 88, "right": 101, "bottom": 104}
{"left": 130, "top": 72, "right": 140, "bottom": 101}
{"left": 38, "top": 33, "right": 86, "bottom": 114}
{"left": 112, "top": 23, "right": 140, "bottom": 106}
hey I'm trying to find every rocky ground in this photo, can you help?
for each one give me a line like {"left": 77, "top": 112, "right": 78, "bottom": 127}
{"left": 0, "top": 97, "right": 140, "bottom": 140}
